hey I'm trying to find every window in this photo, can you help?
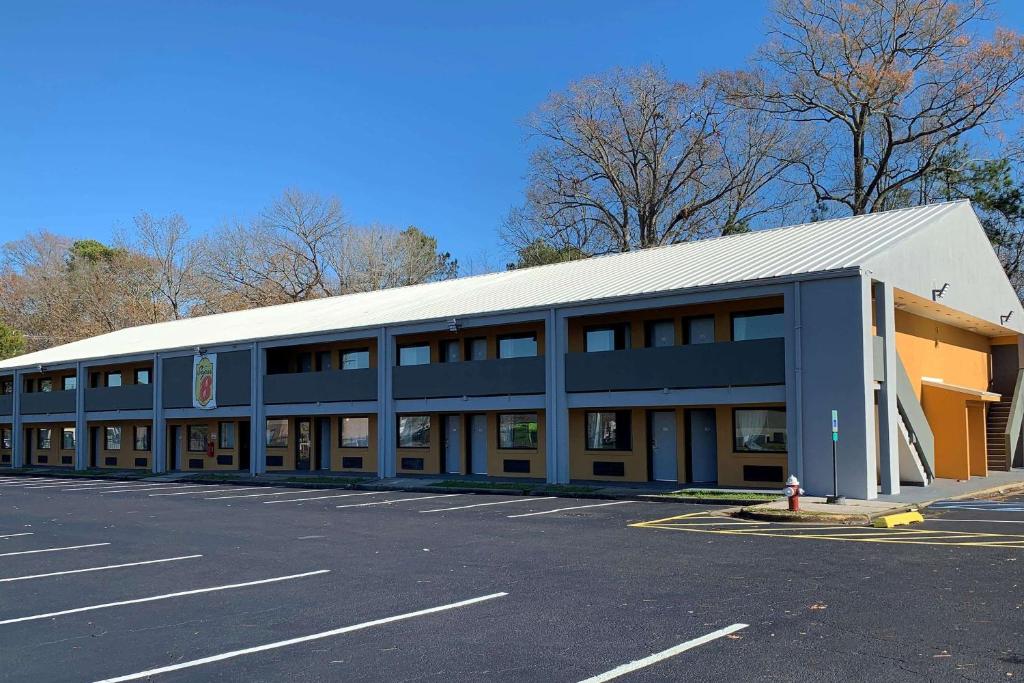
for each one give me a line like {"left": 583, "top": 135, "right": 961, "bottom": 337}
{"left": 644, "top": 320, "right": 675, "bottom": 348}
{"left": 105, "top": 426, "right": 122, "bottom": 451}
{"left": 37, "top": 428, "right": 52, "bottom": 450}
{"left": 498, "top": 413, "right": 538, "bottom": 449}
{"left": 316, "top": 351, "right": 333, "bottom": 371}
{"left": 187, "top": 424, "right": 208, "bottom": 452}
{"left": 218, "top": 422, "right": 235, "bottom": 449}
{"left": 685, "top": 316, "right": 715, "bottom": 344}
{"left": 134, "top": 425, "right": 151, "bottom": 451}
{"left": 1, "top": 428, "right": 10, "bottom": 449}
{"left": 266, "top": 349, "right": 289, "bottom": 375}
{"left": 341, "top": 348, "right": 370, "bottom": 370}
{"left": 465, "top": 337, "right": 487, "bottom": 361}
{"left": 134, "top": 368, "right": 151, "bottom": 385}
{"left": 1, "top": 380, "right": 11, "bottom": 395}
{"left": 340, "top": 416, "right": 370, "bottom": 448}
{"left": 732, "top": 310, "right": 784, "bottom": 341}
{"left": 498, "top": 334, "right": 538, "bottom": 359}
{"left": 585, "top": 324, "right": 630, "bottom": 352}
{"left": 297, "top": 353, "right": 313, "bottom": 373}
{"left": 733, "top": 408, "right": 787, "bottom": 453}
{"left": 62, "top": 427, "right": 76, "bottom": 450}
{"left": 38, "top": 378, "right": 53, "bottom": 393}
{"left": 266, "top": 419, "right": 289, "bottom": 449}
{"left": 440, "top": 340, "right": 461, "bottom": 363}
{"left": 106, "top": 372, "right": 122, "bottom": 388}
{"left": 398, "top": 344, "right": 430, "bottom": 366}
{"left": 585, "top": 411, "right": 632, "bottom": 450}
{"left": 398, "top": 416, "right": 430, "bottom": 448}
{"left": 62, "top": 376, "right": 77, "bottom": 391}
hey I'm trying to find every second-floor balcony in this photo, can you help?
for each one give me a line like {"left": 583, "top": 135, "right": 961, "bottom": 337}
{"left": 564, "top": 338, "right": 786, "bottom": 393}
{"left": 393, "top": 356, "right": 546, "bottom": 400}
{"left": 20, "top": 389, "right": 76, "bottom": 415}
{"left": 264, "top": 368, "right": 377, "bottom": 405}
{"left": 85, "top": 384, "right": 154, "bottom": 412}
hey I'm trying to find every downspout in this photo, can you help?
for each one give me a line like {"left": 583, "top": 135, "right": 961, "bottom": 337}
{"left": 793, "top": 281, "right": 803, "bottom": 481}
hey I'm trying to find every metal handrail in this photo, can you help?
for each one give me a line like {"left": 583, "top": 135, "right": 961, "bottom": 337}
{"left": 1003, "top": 368, "right": 1024, "bottom": 469}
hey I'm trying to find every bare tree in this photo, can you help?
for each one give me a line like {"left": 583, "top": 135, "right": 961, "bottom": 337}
{"left": 504, "top": 65, "right": 801, "bottom": 259}
{"left": 117, "top": 212, "right": 201, "bottom": 319}
{"left": 341, "top": 225, "right": 458, "bottom": 292}
{"left": 731, "top": 0, "right": 1024, "bottom": 215}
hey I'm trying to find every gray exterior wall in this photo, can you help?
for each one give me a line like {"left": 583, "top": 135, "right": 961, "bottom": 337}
{"left": 564, "top": 339, "right": 785, "bottom": 393}
{"left": 393, "top": 356, "right": 545, "bottom": 399}
{"left": 264, "top": 368, "right": 377, "bottom": 405}
{"left": 162, "top": 351, "right": 252, "bottom": 409}
{"left": 0, "top": 394, "right": 10, "bottom": 416}
{"left": 20, "top": 390, "right": 76, "bottom": 415}
{"left": 84, "top": 384, "right": 154, "bottom": 412}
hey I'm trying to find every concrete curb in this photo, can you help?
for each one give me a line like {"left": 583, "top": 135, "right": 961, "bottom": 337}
{"left": 915, "top": 479, "right": 1024, "bottom": 509}
{"left": 735, "top": 503, "right": 917, "bottom": 525}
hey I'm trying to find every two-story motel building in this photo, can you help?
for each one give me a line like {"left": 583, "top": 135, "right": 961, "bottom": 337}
{"left": 1, "top": 201, "right": 1022, "bottom": 499}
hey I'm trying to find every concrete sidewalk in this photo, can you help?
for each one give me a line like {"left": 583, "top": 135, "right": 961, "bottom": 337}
{"left": 739, "top": 496, "right": 913, "bottom": 524}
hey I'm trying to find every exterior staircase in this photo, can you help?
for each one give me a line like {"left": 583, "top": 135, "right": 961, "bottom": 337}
{"left": 987, "top": 401, "right": 1012, "bottom": 472}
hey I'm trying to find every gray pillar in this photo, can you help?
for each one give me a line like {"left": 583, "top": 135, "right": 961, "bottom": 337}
{"left": 874, "top": 281, "right": 900, "bottom": 495}
{"left": 783, "top": 282, "right": 804, "bottom": 483}
{"left": 152, "top": 353, "right": 165, "bottom": 473}
{"left": 797, "top": 275, "right": 877, "bottom": 499}
{"left": 75, "top": 363, "right": 87, "bottom": 470}
{"left": 549, "top": 311, "right": 570, "bottom": 484}
{"left": 11, "top": 370, "right": 22, "bottom": 469}
{"left": 251, "top": 342, "right": 266, "bottom": 475}
{"left": 377, "top": 327, "right": 396, "bottom": 478}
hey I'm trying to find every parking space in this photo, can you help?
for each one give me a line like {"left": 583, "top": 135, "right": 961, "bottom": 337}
{"left": 4, "top": 479, "right": 1024, "bottom": 680}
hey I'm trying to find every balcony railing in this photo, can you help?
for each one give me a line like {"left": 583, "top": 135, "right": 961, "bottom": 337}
{"left": 564, "top": 338, "right": 786, "bottom": 393}
{"left": 264, "top": 368, "right": 377, "bottom": 405}
{"left": 19, "top": 390, "right": 76, "bottom": 415}
{"left": 85, "top": 384, "right": 154, "bottom": 412}
{"left": 393, "top": 356, "right": 546, "bottom": 400}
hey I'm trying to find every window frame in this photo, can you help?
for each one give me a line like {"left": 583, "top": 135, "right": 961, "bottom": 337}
{"left": 341, "top": 348, "right": 370, "bottom": 370}
{"left": 187, "top": 424, "right": 209, "bottom": 453}
{"left": 1, "top": 427, "right": 11, "bottom": 450}
{"left": 105, "top": 371, "right": 122, "bottom": 388}
{"left": 134, "top": 425, "right": 151, "bottom": 451}
{"left": 464, "top": 337, "right": 487, "bottom": 361}
{"left": 730, "top": 309, "right": 785, "bottom": 342}
{"left": 584, "top": 410, "right": 632, "bottom": 451}
{"left": 643, "top": 319, "right": 676, "bottom": 348}
{"left": 61, "top": 427, "right": 76, "bottom": 451}
{"left": 315, "top": 350, "right": 333, "bottom": 372}
{"left": 37, "top": 427, "right": 52, "bottom": 450}
{"left": 339, "top": 416, "right": 371, "bottom": 449}
{"left": 497, "top": 333, "right": 538, "bottom": 359}
{"left": 134, "top": 368, "right": 151, "bottom": 385}
{"left": 397, "top": 343, "right": 431, "bottom": 367}
{"left": 266, "top": 418, "right": 289, "bottom": 449}
{"left": 62, "top": 375, "right": 78, "bottom": 391}
{"left": 497, "top": 413, "right": 539, "bottom": 450}
{"left": 38, "top": 378, "right": 53, "bottom": 393}
{"left": 218, "top": 422, "right": 235, "bottom": 450}
{"left": 732, "top": 407, "right": 788, "bottom": 454}
{"left": 1, "top": 380, "right": 12, "bottom": 395}
{"left": 104, "top": 426, "right": 122, "bottom": 451}
{"left": 683, "top": 315, "right": 716, "bottom": 344}
{"left": 397, "top": 415, "right": 431, "bottom": 449}
{"left": 584, "top": 324, "right": 631, "bottom": 352}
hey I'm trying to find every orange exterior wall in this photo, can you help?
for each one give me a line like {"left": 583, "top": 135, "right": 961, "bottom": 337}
{"left": 26, "top": 423, "right": 76, "bottom": 467}
{"left": 168, "top": 419, "right": 245, "bottom": 471}
{"left": 395, "top": 322, "right": 545, "bottom": 362}
{"left": 265, "top": 415, "right": 378, "bottom": 473}
{"left": 92, "top": 420, "right": 152, "bottom": 469}
{"left": 895, "top": 310, "right": 991, "bottom": 398}
{"left": 922, "top": 386, "right": 971, "bottom": 480}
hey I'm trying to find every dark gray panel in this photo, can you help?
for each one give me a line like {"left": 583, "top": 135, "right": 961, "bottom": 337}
{"left": 264, "top": 368, "right": 377, "bottom": 405}
{"left": 162, "top": 351, "right": 252, "bottom": 409}
{"left": 20, "top": 390, "right": 76, "bottom": 415}
{"left": 393, "top": 356, "right": 546, "bottom": 399}
{"left": 85, "top": 384, "right": 154, "bottom": 412}
{"left": 991, "top": 344, "right": 1019, "bottom": 396}
{"left": 0, "top": 394, "right": 10, "bottom": 416}
{"left": 564, "top": 339, "right": 785, "bottom": 393}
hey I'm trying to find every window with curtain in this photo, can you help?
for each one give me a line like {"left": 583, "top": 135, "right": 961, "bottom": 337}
{"left": 62, "top": 427, "right": 76, "bottom": 450}
{"left": 733, "top": 408, "right": 787, "bottom": 452}
{"left": 342, "top": 348, "right": 370, "bottom": 370}
{"left": 398, "top": 416, "right": 430, "bottom": 448}
{"left": 105, "top": 426, "right": 122, "bottom": 451}
{"left": 134, "top": 426, "right": 151, "bottom": 451}
{"left": 188, "top": 425, "right": 208, "bottom": 452}
{"left": 37, "top": 428, "right": 52, "bottom": 450}
{"left": 266, "top": 419, "right": 289, "bottom": 448}
{"left": 219, "top": 422, "right": 235, "bottom": 449}
{"left": 498, "top": 413, "right": 538, "bottom": 449}
{"left": 585, "top": 411, "right": 631, "bottom": 450}
{"left": 340, "top": 417, "right": 370, "bottom": 448}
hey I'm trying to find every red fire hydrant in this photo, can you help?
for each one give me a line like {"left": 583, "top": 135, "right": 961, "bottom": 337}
{"left": 784, "top": 475, "right": 804, "bottom": 511}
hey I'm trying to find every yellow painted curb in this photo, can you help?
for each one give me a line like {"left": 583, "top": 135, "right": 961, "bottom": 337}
{"left": 873, "top": 511, "right": 924, "bottom": 528}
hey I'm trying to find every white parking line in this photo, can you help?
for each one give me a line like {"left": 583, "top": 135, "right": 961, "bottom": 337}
{"left": 0, "top": 555, "right": 203, "bottom": 583}
{"left": 420, "top": 497, "right": 556, "bottom": 513}
{"left": 205, "top": 489, "right": 315, "bottom": 500}
{"left": 0, "top": 533, "right": 33, "bottom": 539}
{"left": 60, "top": 482, "right": 160, "bottom": 490}
{"left": 26, "top": 481, "right": 141, "bottom": 490}
{"left": 508, "top": 501, "right": 634, "bottom": 518}
{"left": 98, "top": 485, "right": 209, "bottom": 494}
{"left": 576, "top": 623, "right": 748, "bottom": 682}
{"left": 335, "top": 494, "right": 460, "bottom": 509}
{"left": 0, "top": 543, "right": 110, "bottom": 558}
{"left": 92, "top": 591, "right": 508, "bottom": 683}
{"left": 264, "top": 492, "right": 385, "bottom": 504}
{"left": 149, "top": 486, "right": 263, "bottom": 497}
{"left": 0, "top": 569, "right": 331, "bottom": 626}
{"left": 925, "top": 518, "right": 1024, "bottom": 524}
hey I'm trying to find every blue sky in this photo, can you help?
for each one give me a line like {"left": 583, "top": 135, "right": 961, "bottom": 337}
{"left": 2, "top": 1, "right": 1022, "bottom": 268}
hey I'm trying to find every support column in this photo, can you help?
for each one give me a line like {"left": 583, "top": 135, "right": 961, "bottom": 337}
{"left": 75, "top": 362, "right": 87, "bottom": 470}
{"left": 11, "top": 370, "right": 23, "bottom": 469}
{"left": 377, "top": 327, "right": 396, "bottom": 478}
{"left": 797, "top": 274, "right": 878, "bottom": 499}
{"left": 874, "top": 280, "right": 900, "bottom": 495}
{"left": 783, "top": 282, "right": 804, "bottom": 483}
{"left": 546, "top": 310, "right": 570, "bottom": 484}
{"left": 251, "top": 342, "right": 266, "bottom": 475}
{"left": 152, "top": 353, "right": 165, "bottom": 473}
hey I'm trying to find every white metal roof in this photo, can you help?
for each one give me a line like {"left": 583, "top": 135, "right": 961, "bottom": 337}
{"left": 0, "top": 201, "right": 1006, "bottom": 370}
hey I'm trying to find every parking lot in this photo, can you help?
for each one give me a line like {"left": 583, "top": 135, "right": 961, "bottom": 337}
{"left": 3, "top": 476, "right": 1024, "bottom": 681}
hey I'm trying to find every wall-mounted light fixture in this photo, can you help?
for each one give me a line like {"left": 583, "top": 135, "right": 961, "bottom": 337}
{"left": 1001, "top": 311, "right": 1014, "bottom": 326}
{"left": 447, "top": 319, "right": 460, "bottom": 333}
{"left": 194, "top": 346, "right": 207, "bottom": 356}
{"left": 931, "top": 283, "right": 950, "bottom": 301}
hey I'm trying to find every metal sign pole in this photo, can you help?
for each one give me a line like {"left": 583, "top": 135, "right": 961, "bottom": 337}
{"left": 827, "top": 409, "right": 845, "bottom": 504}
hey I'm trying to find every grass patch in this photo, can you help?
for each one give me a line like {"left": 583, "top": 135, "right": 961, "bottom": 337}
{"left": 539, "top": 484, "right": 600, "bottom": 494}
{"left": 433, "top": 480, "right": 536, "bottom": 492}
{"left": 662, "top": 490, "right": 781, "bottom": 501}
{"left": 279, "top": 476, "right": 369, "bottom": 485}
